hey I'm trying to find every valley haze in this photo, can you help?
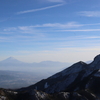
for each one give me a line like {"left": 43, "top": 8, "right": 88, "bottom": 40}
{"left": 0, "top": 57, "right": 71, "bottom": 89}
{"left": 0, "top": 57, "right": 71, "bottom": 72}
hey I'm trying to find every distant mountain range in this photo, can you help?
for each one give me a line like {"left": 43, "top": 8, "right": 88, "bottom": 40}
{"left": 0, "top": 57, "right": 72, "bottom": 89}
{"left": 0, "top": 57, "right": 72, "bottom": 73}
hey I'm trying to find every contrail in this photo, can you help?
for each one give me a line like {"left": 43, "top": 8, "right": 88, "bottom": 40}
{"left": 16, "top": 3, "right": 64, "bottom": 15}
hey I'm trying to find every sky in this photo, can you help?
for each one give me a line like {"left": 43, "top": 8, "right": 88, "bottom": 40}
{"left": 1, "top": 0, "right": 100, "bottom": 63}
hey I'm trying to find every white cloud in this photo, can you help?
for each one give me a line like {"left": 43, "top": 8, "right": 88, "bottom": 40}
{"left": 16, "top": 4, "right": 64, "bottom": 14}
{"left": 78, "top": 11, "right": 100, "bottom": 17}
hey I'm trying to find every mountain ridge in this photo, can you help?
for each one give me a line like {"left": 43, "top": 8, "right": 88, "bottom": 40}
{"left": 0, "top": 57, "right": 70, "bottom": 63}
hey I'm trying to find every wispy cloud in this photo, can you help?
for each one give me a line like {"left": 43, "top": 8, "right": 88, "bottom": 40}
{"left": 4, "top": 27, "right": 17, "bottom": 31}
{"left": 2, "top": 22, "right": 100, "bottom": 43}
{"left": 0, "top": 36, "right": 13, "bottom": 42}
{"left": 3, "top": 26, "right": 44, "bottom": 35}
{"left": 60, "top": 29, "right": 100, "bottom": 32}
{"left": 2, "top": 26, "right": 45, "bottom": 42}
{"left": 29, "top": 22, "right": 100, "bottom": 29}
{"left": 16, "top": 4, "right": 64, "bottom": 14}
{"left": 84, "top": 23, "right": 100, "bottom": 26}
{"left": 31, "top": 22, "right": 83, "bottom": 28}
{"left": 78, "top": 11, "right": 100, "bottom": 17}
{"left": 3, "top": 22, "right": 100, "bottom": 35}
{"left": 2, "top": 22, "right": 100, "bottom": 39}
{"left": 85, "top": 36, "right": 100, "bottom": 39}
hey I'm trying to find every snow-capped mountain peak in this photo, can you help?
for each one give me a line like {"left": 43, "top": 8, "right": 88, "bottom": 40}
{"left": 0, "top": 57, "right": 23, "bottom": 64}
{"left": 6, "top": 57, "right": 16, "bottom": 60}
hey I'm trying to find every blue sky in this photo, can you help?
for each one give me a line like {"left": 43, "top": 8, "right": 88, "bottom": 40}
{"left": 1, "top": 0, "right": 100, "bottom": 63}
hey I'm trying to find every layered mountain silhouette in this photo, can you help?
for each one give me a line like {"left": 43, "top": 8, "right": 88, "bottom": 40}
{"left": 1, "top": 55, "right": 100, "bottom": 100}
{"left": 0, "top": 57, "right": 71, "bottom": 72}
{"left": 0, "top": 57, "right": 71, "bottom": 89}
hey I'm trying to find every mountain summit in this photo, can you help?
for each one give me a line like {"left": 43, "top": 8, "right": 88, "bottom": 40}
{"left": 0, "top": 57, "right": 22, "bottom": 63}
{"left": 0, "top": 57, "right": 27, "bottom": 70}
{"left": 7, "top": 57, "right": 15, "bottom": 60}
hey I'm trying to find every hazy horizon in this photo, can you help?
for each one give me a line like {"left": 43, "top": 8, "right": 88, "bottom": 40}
{"left": 0, "top": 56, "right": 93, "bottom": 64}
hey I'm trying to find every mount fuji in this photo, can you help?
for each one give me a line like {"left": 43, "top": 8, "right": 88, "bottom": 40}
{"left": 0, "top": 57, "right": 26, "bottom": 64}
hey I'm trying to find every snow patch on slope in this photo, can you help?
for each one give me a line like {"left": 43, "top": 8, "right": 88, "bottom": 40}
{"left": 45, "top": 73, "right": 79, "bottom": 93}
{"left": 44, "top": 82, "right": 49, "bottom": 89}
